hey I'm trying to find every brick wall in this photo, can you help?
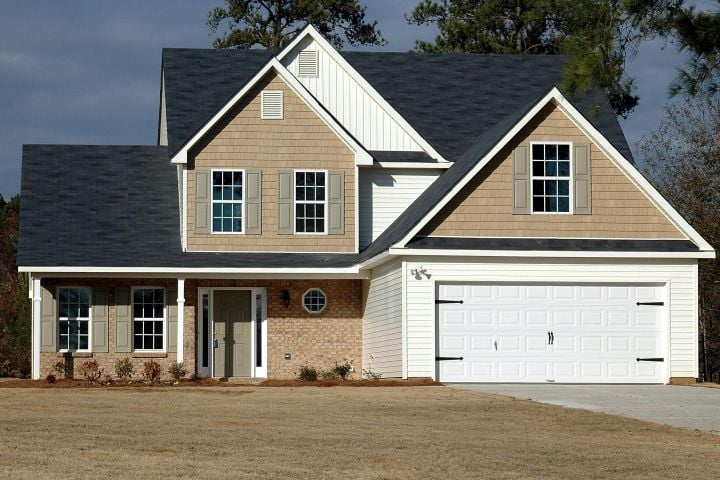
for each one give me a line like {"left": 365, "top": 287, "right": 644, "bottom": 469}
{"left": 40, "top": 278, "right": 362, "bottom": 380}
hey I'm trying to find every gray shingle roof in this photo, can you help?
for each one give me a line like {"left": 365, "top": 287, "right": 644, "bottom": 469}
{"left": 162, "top": 48, "right": 274, "bottom": 156}
{"left": 18, "top": 145, "right": 358, "bottom": 268}
{"left": 163, "top": 49, "right": 633, "bottom": 163}
{"left": 406, "top": 237, "right": 699, "bottom": 252}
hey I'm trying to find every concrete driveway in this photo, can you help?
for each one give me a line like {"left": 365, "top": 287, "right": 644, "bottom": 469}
{"left": 452, "top": 384, "right": 720, "bottom": 434}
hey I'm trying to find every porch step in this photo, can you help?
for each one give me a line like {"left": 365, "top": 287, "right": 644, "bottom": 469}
{"left": 217, "top": 377, "right": 264, "bottom": 385}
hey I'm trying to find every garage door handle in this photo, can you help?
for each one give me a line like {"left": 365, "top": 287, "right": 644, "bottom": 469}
{"left": 636, "top": 357, "right": 664, "bottom": 362}
{"left": 436, "top": 356, "right": 464, "bottom": 361}
{"left": 636, "top": 302, "right": 664, "bottom": 306}
{"left": 436, "top": 299, "right": 464, "bottom": 304}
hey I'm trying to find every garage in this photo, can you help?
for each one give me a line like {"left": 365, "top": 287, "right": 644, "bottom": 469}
{"left": 436, "top": 283, "right": 666, "bottom": 383}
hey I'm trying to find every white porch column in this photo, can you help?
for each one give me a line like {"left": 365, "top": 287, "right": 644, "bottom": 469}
{"left": 176, "top": 278, "right": 185, "bottom": 363}
{"left": 31, "top": 275, "right": 41, "bottom": 380}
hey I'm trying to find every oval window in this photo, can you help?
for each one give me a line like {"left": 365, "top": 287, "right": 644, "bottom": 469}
{"left": 302, "top": 289, "right": 327, "bottom": 314}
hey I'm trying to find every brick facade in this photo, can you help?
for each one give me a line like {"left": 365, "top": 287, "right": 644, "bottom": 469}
{"left": 40, "top": 278, "right": 362, "bottom": 380}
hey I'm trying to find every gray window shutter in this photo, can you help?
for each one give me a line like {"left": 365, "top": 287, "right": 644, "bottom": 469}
{"left": 328, "top": 170, "right": 345, "bottom": 235}
{"left": 245, "top": 169, "right": 262, "bottom": 235}
{"left": 167, "top": 285, "right": 178, "bottom": 353}
{"left": 573, "top": 144, "right": 592, "bottom": 215}
{"left": 195, "top": 169, "right": 210, "bottom": 234}
{"left": 512, "top": 144, "right": 531, "bottom": 214}
{"left": 115, "top": 287, "right": 132, "bottom": 353}
{"left": 92, "top": 288, "right": 108, "bottom": 353}
{"left": 40, "top": 286, "right": 56, "bottom": 352}
{"left": 278, "top": 170, "right": 294, "bottom": 234}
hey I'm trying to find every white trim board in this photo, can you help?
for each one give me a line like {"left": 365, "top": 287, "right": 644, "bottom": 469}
{"left": 390, "top": 88, "right": 715, "bottom": 255}
{"left": 389, "top": 247, "right": 714, "bottom": 260}
{"left": 169, "top": 57, "right": 372, "bottom": 166}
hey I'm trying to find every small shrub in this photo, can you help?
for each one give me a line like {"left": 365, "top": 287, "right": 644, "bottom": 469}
{"left": 168, "top": 362, "right": 187, "bottom": 381}
{"left": 54, "top": 361, "right": 71, "bottom": 379}
{"left": 296, "top": 364, "right": 318, "bottom": 382}
{"left": 319, "top": 369, "right": 339, "bottom": 380}
{"left": 45, "top": 373, "right": 56, "bottom": 384}
{"left": 142, "top": 360, "right": 164, "bottom": 383}
{"left": 190, "top": 371, "right": 203, "bottom": 383}
{"left": 362, "top": 368, "right": 383, "bottom": 380}
{"left": 77, "top": 360, "right": 104, "bottom": 385}
{"left": 103, "top": 374, "right": 113, "bottom": 385}
{"left": 114, "top": 357, "right": 134, "bottom": 380}
{"left": 332, "top": 360, "right": 353, "bottom": 381}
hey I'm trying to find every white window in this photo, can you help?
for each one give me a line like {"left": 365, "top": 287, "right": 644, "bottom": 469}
{"left": 212, "top": 170, "right": 244, "bottom": 233}
{"left": 295, "top": 170, "right": 326, "bottom": 234}
{"left": 531, "top": 142, "right": 571, "bottom": 213}
{"left": 133, "top": 288, "right": 165, "bottom": 351}
{"left": 303, "top": 289, "right": 327, "bottom": 314}
{"left": 58, "top": 287, "right": 91, "bottom": 351}
{"left": 261, "top": 90, "right": 283, "bottom": 119}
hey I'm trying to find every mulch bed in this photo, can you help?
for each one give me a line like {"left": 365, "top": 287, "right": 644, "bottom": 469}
{"left": 0, "top": 377, "right": 442, "bottom": 388}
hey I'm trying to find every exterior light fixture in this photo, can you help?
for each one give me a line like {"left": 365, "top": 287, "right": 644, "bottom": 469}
{"left": 281, "top": 290, "right": 291, "bottom": 308}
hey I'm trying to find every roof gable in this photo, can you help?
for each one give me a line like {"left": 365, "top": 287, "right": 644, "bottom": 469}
{"left": 360, "top": 88, "right": 714, "bottom": 258}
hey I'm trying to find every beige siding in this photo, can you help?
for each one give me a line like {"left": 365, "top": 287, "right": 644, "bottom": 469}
{"left": 421, "top": 104, "right": 685, "bottom": 239}
{"left": 187, "top": 72, "right": 356, "bottom": 252}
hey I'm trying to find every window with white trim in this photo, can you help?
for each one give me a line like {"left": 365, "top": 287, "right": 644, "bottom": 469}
{"left": 295, "top": 171, "right": 326, "bottom": 233}
{"left": 58, "top": 287, "right": 91, "bottom": 351}
{"left": 531, "top": 143, "right": 571, "bottom": 213}
{"left": 212, "top": 170, "right": 243, "bottom": 233}
{"left": 133, "top": 288, "right": 165, "bottom": 351}
{"left": 302, "top": 289, "right": 327, "bottom": 313}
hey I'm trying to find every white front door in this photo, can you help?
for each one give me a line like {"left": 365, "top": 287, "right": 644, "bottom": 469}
{"left": 437, "top": 283, "right": 666, "bottom": 383}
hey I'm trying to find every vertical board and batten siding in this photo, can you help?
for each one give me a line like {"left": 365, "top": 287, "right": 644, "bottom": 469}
{"left": 282, "top": 37, "right": 423, "bottom": 152}
{"left": 159, "top": 73, "right": 168, "bottom": 146}
{"left": 358, "top": 168, "right": 441, "bottom": 248}
{"left": 362, "top": 259, "right": 403, "bottom": 377}
{"left": 403, "top": 258, "right": 698, "bottom": 380}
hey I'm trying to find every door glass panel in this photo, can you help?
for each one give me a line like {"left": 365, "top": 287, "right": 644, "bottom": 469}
{"left": 255, "top": 294, "right": 262, "bottom": 368}
{"left": 202, "top": 294, "right": 209, "bottom": 368}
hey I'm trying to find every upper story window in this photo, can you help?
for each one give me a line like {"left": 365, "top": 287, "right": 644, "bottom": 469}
{"left": 133, "top": 288, "right": 165, "bottom": 351}
{"left": 212, "top": 170, "right": 244, "bottom": 233}
{"left": 295, "top": 170, "right": 326, "bottom": 234}
{"left": 58, "top": 287, "right": 91, "bottom": 351}
{"left": 303, "top": 288, "right": 327, "bottom": 313}
{"left": 531, "top": 143, "right": 571, "bottom": 213}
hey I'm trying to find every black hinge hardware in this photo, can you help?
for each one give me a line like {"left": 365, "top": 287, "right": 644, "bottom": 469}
{"left": 636, "top": 357, "right": 664, "bottom": 362}
{"left": 435, "top": 299, "right": 464, "bottom": 304}
{"left": 636, "top": 301, "right": 664, "bottom": 306}
{"left": 436, "top": 356, "right": 464, "bottom": 361}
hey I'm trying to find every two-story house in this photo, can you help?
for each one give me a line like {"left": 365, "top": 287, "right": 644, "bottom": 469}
{"left": 19, "top": 26, "right": 714, "bottom": 383}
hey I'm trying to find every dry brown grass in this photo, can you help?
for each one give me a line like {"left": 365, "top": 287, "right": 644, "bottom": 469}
{"left": 0, "top": 386, "right": 718, "bottom": 479}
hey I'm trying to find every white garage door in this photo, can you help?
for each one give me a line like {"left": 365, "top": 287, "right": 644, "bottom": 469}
{"left": 437, "top": 283, "right": 666, "bottom": 383}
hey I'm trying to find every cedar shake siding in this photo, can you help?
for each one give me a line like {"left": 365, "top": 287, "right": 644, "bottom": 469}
{"left": 186, "top": 72, "right": 356, "bottom": 252}
{"left": 421, "top": 104, "right": 685, "bottom": 239}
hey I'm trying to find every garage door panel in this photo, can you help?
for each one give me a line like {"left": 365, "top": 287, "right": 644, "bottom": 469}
{"left": 437, "top": 283, "right": 665, "bottom": 383}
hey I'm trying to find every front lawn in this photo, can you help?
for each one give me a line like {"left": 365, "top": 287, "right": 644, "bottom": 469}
{"left": 0, "top": 386, "right": 718, "bottom": 479}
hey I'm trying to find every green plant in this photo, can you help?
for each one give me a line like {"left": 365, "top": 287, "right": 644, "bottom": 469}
{"left": 319, "top": 369, "right": 339, "bottom": 380}
{"left": 362, "top": 368, "right": 383, "bottom": 380}
{"left": 168, "top": 362, "right": 187, "bottom": 381}
{"left": 296, "top": 364, "right": 318, "bottom": 382}
{"left": 114, "top": 357, "right": 134, "bottom": 380}
{"left": 54, "top": 361, "right": 71, "bottom": 379}
{"left": 45, "top": 373, "right": 56, "bottom": 384}
{"left": 77, "top": 360, "right": 104, "bottom": 385}
{"left": 190, "top": 371, "right": 203, "bottom": 383}
{"left": 332, "top": 360, "right": 353, "bottom": 381}
{"left": 142, "top": 360, "right": 163, "bottom": 383}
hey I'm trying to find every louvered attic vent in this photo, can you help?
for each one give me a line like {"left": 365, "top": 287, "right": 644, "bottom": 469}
{"left": 298, "top": 50, "right": 319, "bottom": 77}
{"left": 261, "top": 90, "right": 283, "bottom": 120}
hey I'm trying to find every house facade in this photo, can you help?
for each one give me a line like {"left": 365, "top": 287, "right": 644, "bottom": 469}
{"left": 19, "top": 26, "right": 714, "bottom": 383}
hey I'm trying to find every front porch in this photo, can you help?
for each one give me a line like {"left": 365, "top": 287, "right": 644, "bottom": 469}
{"left": 32, "top": 277, "right": 362, "bottom": 380}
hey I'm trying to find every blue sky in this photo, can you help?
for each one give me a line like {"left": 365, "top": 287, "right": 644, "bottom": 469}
{"left": 0, "top": 0, "right": 702, "bottom": 198}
